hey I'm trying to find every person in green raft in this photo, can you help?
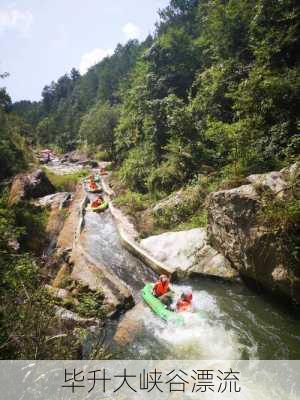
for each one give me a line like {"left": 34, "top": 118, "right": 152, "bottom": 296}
{"left": 152, "top": 275, "right": 174, "bottom": 308}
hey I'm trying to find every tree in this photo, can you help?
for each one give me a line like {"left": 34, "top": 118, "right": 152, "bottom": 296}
{"left": 79, "top": 102, "right": 120, "bottom": 158}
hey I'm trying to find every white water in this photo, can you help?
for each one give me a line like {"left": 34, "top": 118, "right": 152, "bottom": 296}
{"left": 138, "top": 285, "right": 253, "bottom": 360}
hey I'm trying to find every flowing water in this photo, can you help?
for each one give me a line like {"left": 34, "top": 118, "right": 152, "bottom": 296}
{"left": 46, "top": 161, "right": 300, "bottom": 362}
{"left": 82, "top": 195, "right": 300, "bottom": 361}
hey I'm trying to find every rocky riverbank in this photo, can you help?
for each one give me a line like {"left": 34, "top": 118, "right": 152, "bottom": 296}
{"left": 208, "top": 163, "right": 300, "bottom": 305}
{"left": 7, "top": 154, "right": 299, "bottom": 358}
{"left": 106, "top": 162, "right": 299, "bottom": 305}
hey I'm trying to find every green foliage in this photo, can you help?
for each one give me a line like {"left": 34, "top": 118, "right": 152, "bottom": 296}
{"left": 14, "top": 203, "right": 50, "bottom": 254}
{"left": 152, "top": 185, "right": 206, "bottom": 229}
{"left": 0, "top": 110, "right": 32, "bottom": 180}
{"left": 114, "top": 191, "right": 151, "bottom": 215}
{"left": 118, "top": 145, "right": 155, "bottom": 193}
{"left": 93, "top": 150, "right": 111, "bottom": 162}
{"left": 44, "top": 169, "right": 88, "bottom": 192}
{"left": 258, "top": 193, "right": 300, "bottom": 232}
{"left": 0, "top": 194, "right": 79, "bottom": 359}
{"left": 10, "top": 0, "right": 300, "bottom": 234}
{"left": 79, "top": 102, "right": 120, "bottom": 158}
{"left": 75, "top": 289, "right": 105, "bottom": 319}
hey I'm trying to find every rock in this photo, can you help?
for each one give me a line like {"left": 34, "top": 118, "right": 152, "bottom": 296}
{"left": 152, "top": 186, "right": 204, "bottom": 226}
{"left": 113, "top": 303, "right": 145, "bottom": 346}
{"left": 152, "top": 190, "right": 185, "bottom": 218}
{"left": 191, "top": 242, "right": 238, "bottom": 279}
{"left": 34, "top": 192, "right": 71, "bottom": 209}
{"left": 52, "top": 263, "right": 71, "bottom": 288}
{"left": 45, "top": 285, "right": 72, "bottom": 300}
{"left": 8, "top": 169, "right": 55, "bottom": 206}
{"left": 78, "top": 160, "right": 98, "bottom": 168}
{"left": 54, "top": 183, "right": 134, "bottom": 316}
{"left": 56, "top": 184, "right": 87, "bottom": 251}
{"left": 55, "top": 306, "right": 101, "bottom": 329}
{"left": 64, "top": 150, "right": 94, "bottom": 165}
{"left": 70, "top": 245, "right": 134, "bottom": 315}
{"left": 140, "top": 228, "right": 238, "bottom": 279}
{"left": 207, "top": 163, "right": 300, "bottom": 304}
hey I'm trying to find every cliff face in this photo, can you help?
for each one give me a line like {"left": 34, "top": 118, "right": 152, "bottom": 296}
{"left": 8, "top": 169, "right": 55, "bottom": 206}
{"left": 207, "top": 163, "right": 300, "bottom": 304}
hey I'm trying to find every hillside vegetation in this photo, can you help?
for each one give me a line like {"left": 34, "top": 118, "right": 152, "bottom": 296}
{"left": 12, "top": 0, "right": 299, "bottom": 195}
{"left": 0, "top": 0, "right": 299, "bottom": 357}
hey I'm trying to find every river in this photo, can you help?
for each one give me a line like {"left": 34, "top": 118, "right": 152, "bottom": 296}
{"left": 81, "top": 194, "right": 300, "bottom": 361}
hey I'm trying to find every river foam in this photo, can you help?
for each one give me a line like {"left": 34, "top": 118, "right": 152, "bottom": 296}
{"left": 141, "top": 284, "right": 254, "bottom": 360}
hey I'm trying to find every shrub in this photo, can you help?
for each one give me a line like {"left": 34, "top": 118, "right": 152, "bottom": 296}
{"left": 118, "top": 146, "right": 155, "bottom": 193}
{"left": 152, "top": 186, "right": 206, "bottom": 229}
{"left": 44, "top": 169, "right": 88, "bottom": 192}
{"left": 114, "top": 191, "right": 151, "bottom": 216}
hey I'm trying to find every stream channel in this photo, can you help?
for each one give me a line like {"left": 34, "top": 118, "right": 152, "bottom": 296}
{"left": 83, "top": 193, "right": 300, "bottom": 361}
{"left": 47, "top": 159, "right": 300, "bottom": 362}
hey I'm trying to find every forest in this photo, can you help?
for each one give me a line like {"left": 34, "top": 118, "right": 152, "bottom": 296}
{"left": 0, "top": 0, "right": 299, "bottom": 358}
{"left": 5, "top": 0, "right": 300, "bottom": 191}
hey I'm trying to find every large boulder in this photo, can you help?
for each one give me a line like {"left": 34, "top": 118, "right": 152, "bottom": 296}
{"left": 34, "top": 192, "right": 71, "bottom": 209}
{"left": 8, "top": 169, "right": 55, "bottom": 206}
{"left": 113, "top": 303, "right": 145, "bottom": 346}
{"left": 152, "top": 187, "right": 204, "bottom": 227}
{"left": 207, "top": 163, "right": 300, "bottom": 304}
{"left": 140, "top": 228, "right": 238, "bottom": 280}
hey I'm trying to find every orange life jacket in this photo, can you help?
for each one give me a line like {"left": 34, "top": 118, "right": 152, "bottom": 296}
{"left": 92, "top": 198, "right": 102, "bottom": 207}
{"left": 90, "top": 182, "right": 97, "bottom": 189}
{"left": 153, "top": 281, "right": 169, "bottom": 297}
{"left": 176, "top": 299, "right": 192, "bottom": 312}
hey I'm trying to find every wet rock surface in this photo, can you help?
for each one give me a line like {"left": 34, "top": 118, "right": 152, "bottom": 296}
{"left": 113, "top": 303, "right": 145, "bottom": 346}
{"left": 52, "top": 182, "right": 134, "bottom": 317}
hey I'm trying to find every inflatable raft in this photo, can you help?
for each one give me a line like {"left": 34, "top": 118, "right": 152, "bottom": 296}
{"left": 86, "top": 183, "right": 102, "bottom": 193}
{"left": 83, "top": 174, "right": 101, "bottom": 183}
{"left": 87, "top": 201, "right": 108, "bottom": 212}
{"left": 141, "top": 283, "right": 184, "bottom": 325}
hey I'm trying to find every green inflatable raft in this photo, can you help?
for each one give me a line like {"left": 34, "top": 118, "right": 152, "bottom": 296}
{"left": 87, "top": 201, "right": 108, "bottom": 212}
{"left": 141, "top": 283, "right": 184, "bottom": 325}
{"left": 83, "top": 174, "right": 101, "bottom": 183}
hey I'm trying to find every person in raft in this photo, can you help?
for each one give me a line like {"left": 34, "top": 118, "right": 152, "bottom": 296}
{"left": 176, "top": 291, "right": 193, "bottom": 312}
{"left": 100, "top": 167, "right": 107, "bottom": 175}
{"left": 89, "top": 181, "right": 97, "bottom": 190}
{"left": 153, "top": 275, "right": 174, "bottom": 307}
{"left": 91, "top": 196, "right": 103, "bottom": 208}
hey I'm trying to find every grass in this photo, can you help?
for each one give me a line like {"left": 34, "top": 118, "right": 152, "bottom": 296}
{"left": 44, "top": 169, "right": 88, "bottom": 192}
{"left": 175, "top": 210, "right": 208, "bottom": 231}
{"left": 15, "top": 203, "right": 50, "bottom": 254}
{"left": 114, "top": 191, "right": 152, "bottom": 215}
{"left": 93, "top": 150, "right": 111, "bottom": 162}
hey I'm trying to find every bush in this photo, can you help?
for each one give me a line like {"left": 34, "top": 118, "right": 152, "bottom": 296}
{"left": 118, "top": 146, "right": 155, "bottom": 193}
{"left": 44, "top": 169, "right": 88, "bottom": 192}
{"left": 0, "top": 193, "right": 80, "bottom": 359}
{"left": 93, "top": 150, "right": 111, "bottom": 161}
{"left": 114, "top": 191, "right": 151, "bottom": 216}
{"left": 152, "top": 186, "right": 206, "bottom": 229}
{"left": 76, "top": 290, "right": 105, "bottom": 319}
{"left": 14, "top": 203, "right": 49, "bottom": 254}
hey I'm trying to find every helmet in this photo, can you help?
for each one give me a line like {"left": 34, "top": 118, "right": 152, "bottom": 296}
{"left": 186, "top": 291, "right": 193, "bottom": 302}
{"left": 159, "top": 274, "right": 168, "bottom": 283}
{"left": 182, "top": 291, "right": 193, "bottom": 302}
